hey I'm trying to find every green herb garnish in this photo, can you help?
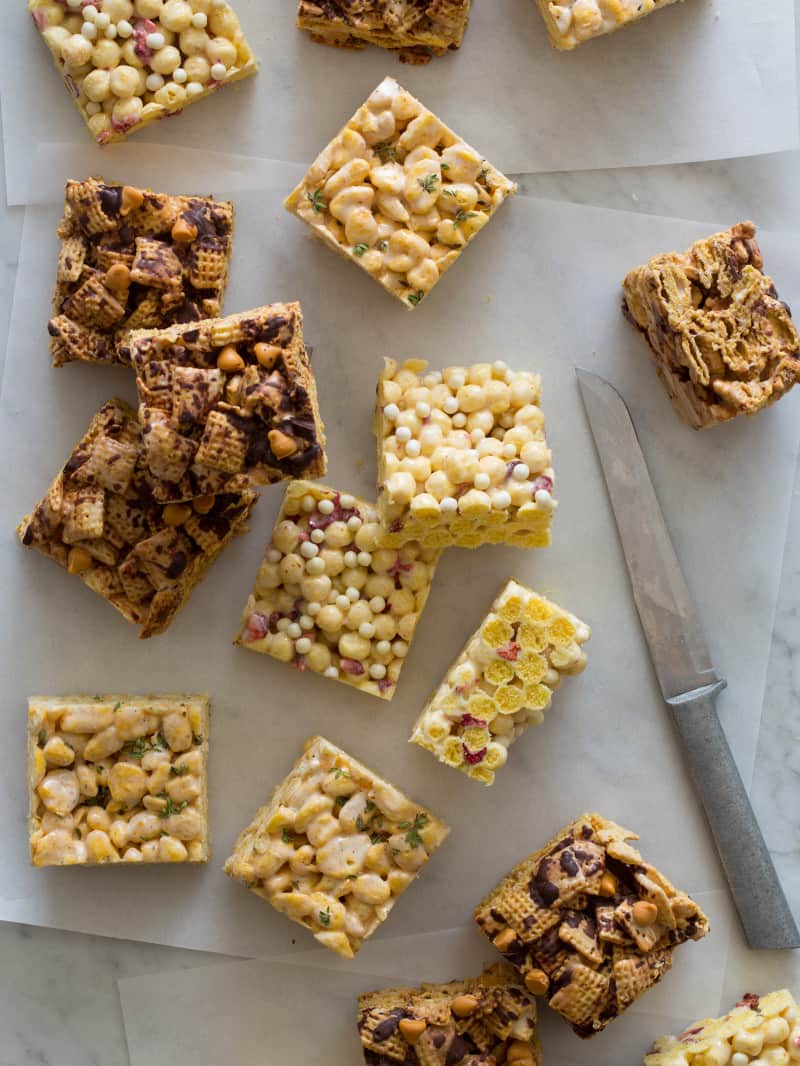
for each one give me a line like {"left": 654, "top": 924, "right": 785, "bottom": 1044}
{"left": 319, "top": 908, "right": 332, "bottom": 927}
{"left": 417, "top": 173, "right": 438, "bottom": 194}
{"left": 112, "top": 702, "right": 121, "bottom": 713}
{"left": 454, "top": 210, "right": 478, "bottom": 228}
{"left": 353, "top": 243, "right": 368, "bottom": 257}
{"left": 170, "top": 764, "right": 190, "bottom": 777}
{"left": 334, "top": 795, "right": 347, "bottom": 808}
{"left": 407, "top": 291, "right": 424, "bottom": 306}
{"left": 157, "top": 793, "right": 188, "bottom": 819}
{"left": 281, "top": 827, "right": 292, "bottom": 843}
{"left": 401, "top": 813, "right": 429, "bottom": 849}
{"left": 84, "top": 786, "right": 110, "bottom": 808}
{"left": 306, "top": 189, "right": 327, "bottom": 213}
{"left": 37, "top": 730, "right": 47, "bottom": 747}
{"left": 374, "top": 141, "right": 397, "bottom": 162}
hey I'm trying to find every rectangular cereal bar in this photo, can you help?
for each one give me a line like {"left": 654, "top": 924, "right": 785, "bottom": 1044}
{"left": 284, "top": 76, "right": 516, "bottom": 309}
{"left": 376, "top": 358, "right": 555, "bottom": 549}
{"left": 358, "top": 963, "right": 542, "bottom": 1066}
{"left": 475, "top": 812, "right": 710, "bottom": 1037}
{"left": 17, "top": 398, "right": 256, "bottom": 638}
{"left": 28, "top": 694, "right": 208, "bottom": 866}
{"left": 622, "top": 221, "right": 800, "bottom": 429}
{"left": 410, "top": 579, "right": 590, "bottom": 785}
{"left": 48, "top": 178, "right": 234, "bottom": 368}
{"left": 235, "top": 479, "right": 440, "bottom": 700}
{"left": 536, "top": 0, "right": 683, "bottom": 50}
{"left": 29, "top": 1, "right": 258, "bottom": 145}
{"left": 126, "top": 303, "right": 327, "bottom": 501}
{"left": 224, "top": 735, "right": 450, "bottom": 958}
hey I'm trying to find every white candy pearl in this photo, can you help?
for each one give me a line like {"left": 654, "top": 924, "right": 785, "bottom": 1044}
{"left": 267, "top": 548, "right": 282, "bottom": 563}
{"left": 307, "top": 602, "right": 321, "bottom": 616}
{"left": 306, "top": 557, "right": 326, "bottom": 575}
{"left": 105, "top": 23, "right": 118, "bottom": 37}
{"left": 359, "top": 623, "right": 376, "bottom": 639}
{"left": 83, "top": 4, "right": 98, "bottom": 17}
{"left": 369, "top": 597, "right": 386, "bottom": 613}
{"left": 357, "top": 552, "right": 372, "bottom": 567}
{"left": 95, "top": 12, "right": 110, "bottom": 28}
{"left": 295, "top": 637, "right": 312, "bottom": 655}
{"left": 82, "top": 21, "right": 98, "bottom": 38}
{"left": 492, "top": 490, "right": 511, "bottom": 509}
{"left": 395, "top": 427, "right": 412, "bottom": 444}
{"left": 310, "top": 528, "right": 325, "bottom": 544}
{"left": 376, "top": 640, "right": 391, "bottom": 655}
{"left": 318, "top": 499, "right": 335, "bottom": 514}
{"left": 186, "top": 80, "right": 204, "bottom": 96}
{"left": 277, "top": 618, "right": 290, "bottom": 632}
{"left": 452, "top": 413, "right": 467, "bottom": 428}
{"left": 405, "top": 440, "right": 421, "bottom": 457}
{"left": 301, "top": 495, "right": 316, "bottom": 512}
{"left": 210, "top": 61, "right": 227, "bottom": 79}
{"left": 146, "top": 31, "right": 165, "bottom": 48}
{"left": 346, "top": 587, "right": 360, "bottom": 602}
{"left": 369, "top": 663, "right": 387, "bottom": 679}
{"left": 501, "top": 443, "right": 517, "bottom": 458}
{"left": 443, "top": 396, "right": 458, "bottom": 414}
{"left": 343, "top": 551, "right": 358, "bottom": 568}
{"left": 299, "top": 615, "right": 314, "bottom": 631}
{"left": 324, "top": 666, "right": 339, "bottom": 679}
{"left": 67, "top": 0, "right": 83, "bottom": 8}
{"left": 383, "top": 403, "right": 399, "bottom": 421}
{"left": 474, "top": 473, "right": 490, "bottom": 490}
{"left": 440, "top": 497, "right": 458, "bottom": 513}
{"left": 145, "top": 72, "right": 165, "bottom": 90}
{"left": 511, "top": 463, "right": 530, "bottom": 481}
{"left": 117, "top": 19, "right": 133, "bottom": 36}
{"left": 340, "top": 495, "right": 355, "bottom": 508}
{"left": 191, "top": 11, "right": 208, "bottom": 26}
{"left": 535, "top": 489, "right": 553, "bottom": 510}
{"left": 287, "top": 623, "right": 302, "bottom": 639}
{"left": 347, "top": 515, "right": 362, "bottom": 531}
{"left": 336, "top": 595, "right": 350, "bottom": 610}
{"left": 300, "top": 541, "right": 319, "bottom": 559}
{"left": 415, "top": 402, "right": 431, "bottom": 418}
{"left": 172, "top": 66, "right": 188, "bottom": 83}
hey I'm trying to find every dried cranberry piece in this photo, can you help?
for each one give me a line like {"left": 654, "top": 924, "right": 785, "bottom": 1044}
{"left": 460, "top": 713, "right": 487, "bottom": 728}
{"left": 242, "top": 612, "right": 268, "bottom": 643}
{"left": 463, "top": 746, "right": 487, "bottom": 765}
{"left": 497, "top": 641, "right": 521, "bottom": 661}
{"left": 341, "top": 658, "right": 365, "bottom": 676}
{"left": 532, "top": 475, "right": 553, "bottom": 494}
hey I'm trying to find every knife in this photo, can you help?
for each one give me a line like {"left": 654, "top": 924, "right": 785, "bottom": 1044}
{"left": 577, "top": 368, "right": 800, "bottom": 950}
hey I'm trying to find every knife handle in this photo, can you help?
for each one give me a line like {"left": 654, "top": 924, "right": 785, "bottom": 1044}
{"left": 668, "top": 694, "right": 800, "bottom": 949}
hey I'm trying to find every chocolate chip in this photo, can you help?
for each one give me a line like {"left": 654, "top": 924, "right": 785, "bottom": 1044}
{"left": 560, "top": 849, "right": 579, "bottom": 877}
{"left": 373, "top": 1010, "right": 406, "bottom": 1041}
{"left": 99, "top": 184, "right": 122, "bottom": 217}
{"left": 165, "top": 551, "right": 188, "bottom": 579}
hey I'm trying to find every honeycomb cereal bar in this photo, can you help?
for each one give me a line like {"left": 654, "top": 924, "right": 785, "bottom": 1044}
{"left": 17, "top": 398, "right": 256, "bottom": 638}
{"left": 28, "top": 694, "right": 208, "bottom": 866}
{"left": 376, "top": 358, "right": 555, "bottom": 549}
{"left": 284, "top": 76, "right": 516, "bottom": 309}
{"left": 410, "top": 579, "right": 590, "bottom": 785}
{"left": 236, "top": 480, "right": 441, "bottom": 700}
{"left": 475, "top": 813, "right": 709, "bottom": 1038}
{"left": 622, "top": 222, "right": 800, "bottom": 429}
{"left": 126, "top": 303, "right": 327, "bottom": 501}
{"left": 536, "top": 0, "right": 683, "bottom": 50}
{"left": 29, "top": 0, "right": 258, "bottom": 146}
{"left": 224, "top": 735, "right": 449, "bottom": 958}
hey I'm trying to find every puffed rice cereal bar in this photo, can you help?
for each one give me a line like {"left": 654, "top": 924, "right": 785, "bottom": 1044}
{"left": 358, "top": 963, "right": 542, "bottom": 1066}
{"left": 29, "top": 0, "right": 258, "bottom": 145}
{"left": 376, "top": 358, "right": 555, "bottom": 549}
{"left": 125, "top": 302, "right": 327, "bottom": 501}
{"left": 224, "top": 735, "right": 450, "bottom": 958}
{"left": 475, "top": 812, "right": 710, "bottom": 1038}
{"left": 411, "top": 579, "right": 590, "bottom": 785}
{"left": 645, "top": 990, "right": 800, "bottom": 1066}
{"left": 17, "top": 398, "right": 257, "bottom": 638}
{"left": 622, "top": 221, "right": 800, "bottom": 430}
{"left": 29, "top": 694, "right": 208, "bottom": 866}
{"left": 48, "top": 178, "right": 234, "bottom": 368}
{"left": 284, "top": 76, "right": 516, "bottom": 309}
{"left": 236, "top": 480, "right": 441, "bottom": 700}
{"left": 536, "top": 0, "right": 683, "bottom": 50}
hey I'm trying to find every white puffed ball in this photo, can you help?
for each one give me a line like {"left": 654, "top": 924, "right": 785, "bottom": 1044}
{"left": 295, "top": 637, "right": 312, "bottom": 655}
{"left": 95, "top": 12, "right": 110, "bottom": 28}
{"left": 405, "top": 440, "right": 421, "bottom": 457}
{"left": 146, "top": 31, "right": 165, "bottom": 48}
{"left": 287, "top": 622, "right": 302, "bottom": 640}
{"left": 535, "top": 489, "right": 554, "bottom": 511}
{"left": 83, "top": 67, "right": 111, "bottom": 101}
{"left": 299, "top": 615, "right": 314, "bottom": 631}
{"left": 501, "top": 442, "right": 517, "bottom": 458}
{"left": 391, "top": 640, "right": 409, "bottom": 658}
{"left": 109, "top": 64, "right": 140, "bottom": 97}
{"left": 324, "top": 666, "right": 339, "bottom": 679}
{"left": 395, "top": 426, "right": 411, "bottom": 443}
{"left": 493, "top": 360, "right": 508, "bottom": 374}
{"left": 359, "top": 623, "right": 376, "bottom": 639}
{"left": 376, "top": 640, "right": 391, "bottom": 656}
{"left": 305, "top": 556, "right": 326, "bottom": 575}
{"left": 145, "top": 72, "right": 165, "bottom": 90}
{"left": 210, "top": 61, "right": 227, "bottom": 79}
{"left": 276, "top": 618, "right": 290, "bottom": 632}
{"left": 347, "top": 515, "right": 362, "bottom": 531}
{"left": 492, "top": 490, "right": 511, "bottom": 509}
{"left": 266, "top": 548, "right": 282, "bottom": 563}
{"left": 357, "top": 552, "right": 372, "bottom": 567}
{"left": 310, "top": 528, "right": 325, "bottom": 544}
{"left": 301, "top": 495, "right": 316, "bottom": 512}
{"left": 415, "top": 402, "right": 431, "bottom": 418}
{"left": 104, "top": 23, "right": 118, "bottom": 37}
{"left": 191, "top": 12, "right": 208, "bottom": 26}
{"left": 343, "top": 551, "right": 358, "bottom": 569}
{"left": 340, "top": 495, "right": 355, "bottom": 508}
{"left": 443, "top": 396, "right": 458, "bottom": 414}
{"left": 369, "top": 597, "right": 386, "bottom": 614}
{"left": 369, "top": 663, "right": 387, "bottom": 679}
{"left": 81, "top": 21, "right": 98, "bottom": 39}
{"left": 474, "top": 473, "right": 490, "bottom": 490}
{"left": 307, "top": 603, "right": 322, "bottom": 618}
{"left": 346, "top": 587, "right": 360, "bottom": 602}
{"left": 511, "top": 462, "right": 530, "bottom": 481}
{"left": 172, "top": 66, "right": 187, "bottom": 82}
{"left": 83, "top": 4, "right": 99, "bottom": 17}
{"left": 440, "top": 497, "right": 458, "bottom": 513}
{"left": 731, "top": 1056, "right": 749, "bottom": 1066}
{"left": 116, "top": 19, "right": 133, "bottom": 37}
{"left": 300, "top": 541, "right": 319, "bottom": 559}
{"left": 318, "top": 498, "right": 334, "bottom": 515}
{"left": 383, "top": 403, "right": 399, "bottom": 421}
{"left": 67, "top": 0, "right": 83, "bottom": 7}
{"left": 335, "top": 595, "right": 350, "bottom": 611}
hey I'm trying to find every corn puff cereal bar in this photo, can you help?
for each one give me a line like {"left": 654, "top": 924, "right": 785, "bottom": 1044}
{"left": 29, "top": 0, "right": 258, "bottom": 146}
{"left": 125, "top": 303, "right": 327, "bottom": 501}
{"left": 536, "top": 0, "right": 683, "bottom": 50}
{"left": 358, "top": 963, "right": 542, "bottom": 1066}
{"left": 622, "top": 222, "right": 800, "bottom": 429}
{"left": 48, "top": 178, "right": 234, "bottom": 368}
{"left": 475, "top": 813, "right": 710, "bottom": 1038}
{"left": 224, "top": 735, "right": 450, "bottom": 958}
{"left": 18, "top": 398, "right": 256, "bottom": 638}
{"left": 411, "top": 580, "right": 590, "bottom": 785}
{"left": 236, "top": 480, "right": 440, "bottom": 700}
{"left": 645, "top": 990, "right": 800, "bottom": 1066}
{"left": 376, "top": 358, "right": 555, "bottom": 549}
{"left": 28, "top": 694, "right": 208, "bottom": 866}
{"left": 284, "top": 76, "right": 516, "bottom": 309}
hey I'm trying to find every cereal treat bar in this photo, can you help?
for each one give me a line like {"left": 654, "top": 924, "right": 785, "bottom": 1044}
{"left": 622, "top": 222, "right": 800, "bottom": 430}
{"left": 645, "top": 990, "right": 800, "bottom": 1066}
{"left": 536, "top": 0, "right": 682, "bottom": 50}
{"left": 17, "top": 398, "right": 256, "bottom": 638}
{"left": 48, "top": 178, "right": 234, "bottom": 368}
{"left": 376, "top": 358, "right": 555, "bottom": 549}
{"left": 474, "top": 813, "right": 710, "bottom": 1038}
{"left": 236, "top": 480, "right": 440, "bottom": 700}
{"left": 224, "top": 735, "right": 450, "bottom": 958}
{"left": 126, "top": 303, "right": 327, "bottom": 501}
{"left": 28, "top": 694, "right": 208, "bottom": 866}
{"left": 29, "top": 0, "right": 258, "bottom": 146}
{"left": 358, "top": 963, "right": 542, "bottom": 1066}
{"left": 284, "top": 76, "right": 516, "bottom": 309}
{"left": 411, "top": 580, "right": 590, "bottom": 785}
{"left": 296, "top": 1, "right": 471, "bottom": 64}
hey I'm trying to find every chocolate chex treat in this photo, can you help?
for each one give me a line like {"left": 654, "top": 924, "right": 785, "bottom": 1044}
{"left": 475, "top": 813, "right": 709, "bottom": 1038}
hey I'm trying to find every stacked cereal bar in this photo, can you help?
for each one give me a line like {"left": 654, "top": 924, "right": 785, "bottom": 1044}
{"left": 48, "top": 178, "right": 234, "bottom": 368}
{"left": 622, "top": 222, "right": 800, "bottom": 429}
{"left": 284, "top": 77, "right": 516, "bottom": 309}
{"left": 29, "top": 0, "right": 258, "bottom": 145}
{"left": 535, "top": 0, "right": 683, "bottom": 50}
{"left": 376, "top": 359, "right": 555, "bottom": 549}
{"left": 126, "top": 303, "right": 327, "bottom": 500}
{"left": 358, "top": 964, "right": 542, "bottom": 1066}
{"left": 17, "top": 398, "right": 256, "bottom": 638}
{"left": 475, "top": 813, "right": 709, "bottom": 1037}
{"left": 224, "top": 735, "right": 449, "bottom": 958}
{"left": 236, "top": 480, "right": 440, "bottom": 700}
{"left": 645, "top": 989, "right": 800, "bottom": 1065}
{"left": 29, "top": 694, "right": 208, "bottom": 866}
{"left": 410, "top": 580, "right": 590, "bottom": 785}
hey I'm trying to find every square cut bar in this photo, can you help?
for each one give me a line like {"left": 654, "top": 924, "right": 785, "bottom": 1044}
{"left": 236, "top": 480, "right": 441, "bottom": 700}
{"left": 411, "top": 580, "right": 590, "bottom": 785}
{"left": 645, "top": 990, "right": 800, "bottom": 1066}
{"left": 125, "top": 303, "right": 327, "bottom": 501}
{"left": 48, "top": 178, "right": 234, "bottom": 368}
{"left": 474, "top": 812, "right": 710, "bottom": 1038}
{"left": 29, "top": 1, "right": 258, "bottom": 146}
{"left": 536, "top": 0, "right": 683, "bottom": 50}
{"left": 284, "top": 76, "right": 516, "bottom": 310}
{"left": 224, "top": 735, "right": 449, "bottom": 958}
{"left": 622, "top": 221, "right": 800, "bottom": 430}
{"left": 376, "top": 358, "right": 555, "bottom": 549}
{"left": 17, "top": 398, "right": 256, "bottom": 639}
{"left": 358, "top": 963, "right": 542, "bottom": 1066}
{"left": 28, "top": 694, "right": 209, "bottom": 866}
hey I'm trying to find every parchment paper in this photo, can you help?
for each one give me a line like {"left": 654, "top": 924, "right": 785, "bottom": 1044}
{"left": 2, "top": 0, "right": 797, "bottom": 206}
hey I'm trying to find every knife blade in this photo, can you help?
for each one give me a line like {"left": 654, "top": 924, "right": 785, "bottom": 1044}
{"left": 577, "top": 367, "right": 799, "bottom": 950}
